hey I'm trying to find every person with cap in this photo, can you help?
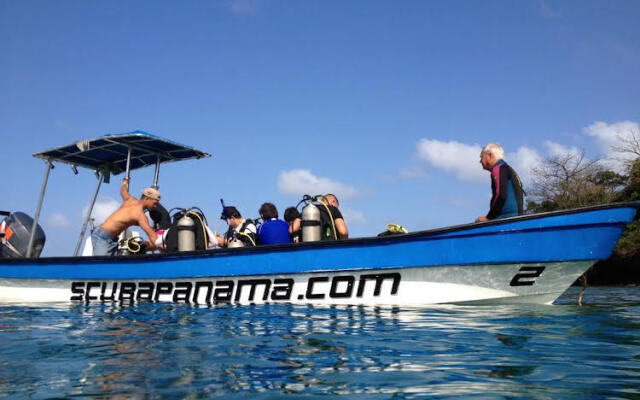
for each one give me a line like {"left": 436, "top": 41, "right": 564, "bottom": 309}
{"left": 215, "top": 206, "right": 257, "bottom": 247}
{"left": 91, "top": 177, "right": 160, "bottom": 256}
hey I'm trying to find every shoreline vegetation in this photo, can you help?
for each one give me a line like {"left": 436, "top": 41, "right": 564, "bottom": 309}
{"left": 525, "top": 140, "right": 640, "bottom": 285}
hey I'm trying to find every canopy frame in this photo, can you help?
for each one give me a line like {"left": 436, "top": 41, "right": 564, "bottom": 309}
{"left": 27, "top": 131, "right": 210, "bottom": 257}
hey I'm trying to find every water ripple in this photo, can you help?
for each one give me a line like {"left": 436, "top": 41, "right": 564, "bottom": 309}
{"left": 0, "top": 287, "right": 638, "bottom": 398}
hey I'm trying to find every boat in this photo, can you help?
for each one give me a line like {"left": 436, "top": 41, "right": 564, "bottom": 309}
{"left": 0, "top": 132, "right": 637, "bottom": 305}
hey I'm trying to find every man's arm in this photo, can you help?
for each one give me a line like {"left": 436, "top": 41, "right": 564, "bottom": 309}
{"left": 289, "top": 218, "right": 301, "bottom": 235}
{"left": 486, "top": 165, "right": 509, "bottom": 220}
{"left": 120, "top": 178, "right": 133, "bottom": 201}
{"left": 137, "top": 211, "right": 158, "bottom": 249}
{"left": 334, "top": 218, "right": 348, "bottom": 239}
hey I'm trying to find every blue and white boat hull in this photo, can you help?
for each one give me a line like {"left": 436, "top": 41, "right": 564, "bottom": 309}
{"left": 0, "top": 261, "right": 594, "bottom": 305}
{"left": 0, "top": 204, "right": 636, "bottom": 305}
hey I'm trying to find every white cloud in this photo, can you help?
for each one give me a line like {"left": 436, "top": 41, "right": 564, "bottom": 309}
{"left": 414, "top": 121, "right": 640, "bottom": 187}
{"left": 543, "top": 140, "right": 581, "bottom": 158}
{"left": 47, "top": 213, "right": 70, "bottom": 228}
{"left": 83, "top": 197, "right": 119, "bottom": 224}
{"left": 277, "top": 169, "right": 358, "bottom": 199}
{"left": 507, "top": 146, "right": 543, "bottom": 185}
{"left": 416, "top": 139, "right": 544, "bottom": 185}
{"left": 584, "top": 120, "right": 640, "bottom": 164}
{"left": 416, "top": 139, "right": 485, "bottom": 182}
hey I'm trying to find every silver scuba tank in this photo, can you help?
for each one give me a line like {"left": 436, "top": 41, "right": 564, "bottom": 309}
{"left": 117, "top": 229, "right": 132, "bottom": 255}
{"left": 177, "top": 214, "right": 196, "bottom": 252}
{"left": 227, "top": 234, "right": 245, "bottom": 248}
{"left": 301, "top": 203, "right": 321, "bottom": 242}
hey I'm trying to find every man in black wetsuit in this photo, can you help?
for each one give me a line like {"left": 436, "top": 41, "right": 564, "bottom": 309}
{"left": 475, "top": 143, "right": 524, "bottom": 222}
{"left": 318, "top": 194, "right": 348, "bottom": 240}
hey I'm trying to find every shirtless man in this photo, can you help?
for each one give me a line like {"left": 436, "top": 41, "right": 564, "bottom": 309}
{"left": 91, "top": 178, "right": 159, "bottom": 256}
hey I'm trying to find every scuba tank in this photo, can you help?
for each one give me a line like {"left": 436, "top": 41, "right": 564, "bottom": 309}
{"left": 225, "top": 221, "right": 257, "bottom": 248}
{"left": 226, "top": 234, "right": 246, "bottom": 248}
{"left": 117, "top": 229, "right": 133, "bottom": 256}
{"left": 177, "top": 214, "right": 196, "bottom": 252}
{"left": 165, "top": 207, "right": 209, "bottom": 253}
{"left": 301, "top": 201, "right": 321, "bottom": 242}
{"left": 117, "top": 230, "right": 147, "bottom": 256}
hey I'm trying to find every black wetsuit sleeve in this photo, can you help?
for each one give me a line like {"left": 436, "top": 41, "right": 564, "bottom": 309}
{"left": 487, "top": 165, "right": 510, "bottom": 220}
{"left": 330, "top": 206, "right": 343, "bottom": 220}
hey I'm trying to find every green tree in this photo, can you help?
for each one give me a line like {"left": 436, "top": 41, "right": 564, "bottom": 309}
{"left": 611, "top": 158, "right": 640, "bottom": 260}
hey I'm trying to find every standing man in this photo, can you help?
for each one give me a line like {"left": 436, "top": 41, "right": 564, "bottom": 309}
{"left": 476, "top": 143, "right": 524, "bottom": 222}
{"left": 91, "top": 178, "right": 160, "bottom": 256}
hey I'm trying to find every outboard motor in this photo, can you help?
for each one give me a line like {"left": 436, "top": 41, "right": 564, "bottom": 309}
{"left": 0, "top": 211, "right": 46, "bottom": 258}
{"left": 177, "top": 214, "right": 196, "bottom": 252}
{"left": 301, "top": 201, "right": 321, "bottom": 242}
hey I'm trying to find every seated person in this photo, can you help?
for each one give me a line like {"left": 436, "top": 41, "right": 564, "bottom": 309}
{"left": 257, "top": 202, "right": 291, "bottom": 245}
{"left": 284, "top": 207, "right": 302, "bottom": 243}
{"left": 217, "top": 206, "right": 257, "bottom": 247}
{"left": 318, "top": 194, "right": 348, "bottom": 240}
{"left": 148, "top": 202, "right": 171, "bottom": 230}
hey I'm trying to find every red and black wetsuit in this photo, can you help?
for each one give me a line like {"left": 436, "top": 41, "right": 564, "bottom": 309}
{"left": 487, "top": 160, "right": 524, "bottom": 220}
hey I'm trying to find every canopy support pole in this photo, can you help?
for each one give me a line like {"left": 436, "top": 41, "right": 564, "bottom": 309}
{"left": 27, "top": 160, "right": 53, "bottom": 258}
{"left": 73, "top": 172, "right": 104, "bottom": 257}
{"left": 125, "top": 147, "right": 132, "bottom": 180}
{"left": 153, "top": 156, "right": 161, "bottom": 189}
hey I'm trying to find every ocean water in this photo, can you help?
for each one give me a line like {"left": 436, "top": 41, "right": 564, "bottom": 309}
{"left": 0, "top": 287, "right": 639, "bottom": 399}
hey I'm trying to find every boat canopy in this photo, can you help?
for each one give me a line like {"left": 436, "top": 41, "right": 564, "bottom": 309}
{"left": 27, "top": 130, "right": 211, "bottom": 257}
{"left": 33, "top": 131, "right": 211, "bottom": 177}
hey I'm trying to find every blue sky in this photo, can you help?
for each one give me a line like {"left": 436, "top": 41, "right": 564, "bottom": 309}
{"left": 2, "top": 0, "right": 639, "bottom": 256}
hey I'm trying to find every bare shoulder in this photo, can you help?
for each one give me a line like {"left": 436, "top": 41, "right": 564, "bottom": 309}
{"left": 122, "top": 198, "right": 143, "bottom": 215}
{"left": 123, "top": 197, "right": 142, "bottom": 209}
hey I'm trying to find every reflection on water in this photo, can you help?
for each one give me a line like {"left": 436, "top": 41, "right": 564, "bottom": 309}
{"left": 0, "top": 287, "right": 639, "bottom": 398}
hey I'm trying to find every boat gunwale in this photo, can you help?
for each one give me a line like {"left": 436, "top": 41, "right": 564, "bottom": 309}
{"left": 1, "top": 201, "right": 637, "bottom": 265}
